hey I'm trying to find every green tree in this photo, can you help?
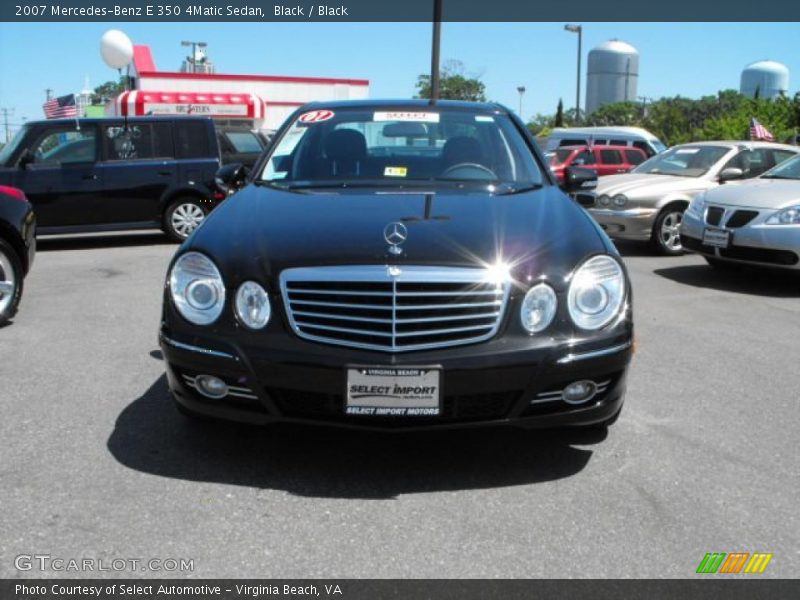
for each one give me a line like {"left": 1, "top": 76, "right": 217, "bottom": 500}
{"left": 91, "top": 80, "right": 126, "bottom": 105}
{"left": 415, "top": 60, "right": 486, "bottom": 102}
{"left": 555, "top": 99, "right": 564, "bottom": 127}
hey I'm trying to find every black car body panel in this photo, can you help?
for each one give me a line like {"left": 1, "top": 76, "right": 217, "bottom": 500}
{"left": 0, "top": 117, "right": 222, "bottom": 234}
{"left": 160, "top": 100, "right": 633, "bottom": 430}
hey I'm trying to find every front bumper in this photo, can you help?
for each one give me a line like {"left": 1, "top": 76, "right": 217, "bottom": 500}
{"left": 681, "top": 210, "right": 800, "bottom": 270}
{"left": 159, "top": 324, "right": 633, "bottom": 431}
{"left": 587, "top": 207, "right": 658, "bottom": 241}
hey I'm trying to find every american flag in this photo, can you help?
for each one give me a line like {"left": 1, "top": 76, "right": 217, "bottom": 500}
{"left": 42, "top": 94, "right": 78, "bottom": 119}
{"left": 749, "top": 117, "right": 774, "bottom": 142}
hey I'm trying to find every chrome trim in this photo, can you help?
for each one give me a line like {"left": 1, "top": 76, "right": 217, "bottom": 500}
{"left": 161, "top": 335, "right": 236, "bottom": 359}
{"left": 181, "top": 375, "right": 258, "bottom": 400}
{"left": 280, "top": 265, "right": 511, "bottom": 353}
{"left": 530, "top": 379, "right": 612, "bottom": 405}
{"left": 556, "top": 341, "right": 632, "bottom": 364}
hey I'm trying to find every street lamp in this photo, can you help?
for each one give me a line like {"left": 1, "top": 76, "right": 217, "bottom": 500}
{"left": 181, "top": 40, "right": 207, "bottom": 74}
{"left": 564, "top": 24, "right": 582, "bottom": 123}
{"left": 516, "top": 86, "right": 526, "bottom": 119}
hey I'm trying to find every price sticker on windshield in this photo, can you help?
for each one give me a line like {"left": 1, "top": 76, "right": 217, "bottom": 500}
{"left": 374, "top": 111, "right": 440, "bottom": 123}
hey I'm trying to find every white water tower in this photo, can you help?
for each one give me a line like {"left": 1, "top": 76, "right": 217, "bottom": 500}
{"left": 740, "top": 60, "right": 789, "bottom": 99}
{"left": 585, "top": 39, "right": 639, "bottom": 114}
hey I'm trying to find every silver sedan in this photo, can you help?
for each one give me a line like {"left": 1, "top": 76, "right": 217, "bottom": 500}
{"left": 681, "top": 154, "right": 800, "bottom": 270}
{"left": 587, "top": 141, "right": 799, "bottom": 255}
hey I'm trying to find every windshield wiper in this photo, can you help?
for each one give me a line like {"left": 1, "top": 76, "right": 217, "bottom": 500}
{"left": 761, "top": 175, "right": 795, "bottom": 180}
{"left": 493, "top": 183, "right": 544, "bottom": 195}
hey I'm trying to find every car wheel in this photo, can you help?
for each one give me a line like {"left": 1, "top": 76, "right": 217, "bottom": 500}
{"left": 0, "top": 238, "right": 23, "bottom": 326}
{"left": 164, "top": 198, "right": 207, "bottom": 243}
{"left": 651, "top": 206, "right": 686, "bottom": 255}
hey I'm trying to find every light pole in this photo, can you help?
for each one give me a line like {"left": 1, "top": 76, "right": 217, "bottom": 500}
{"left": 516, "top": 86, "right": 526, "bottom": 119}
{"left": 181, "top": 40, "right": 207, "bottom": 73}
{"left": 430, "top": 0, "right": 443, "bottom": 101}
{"left": 564, "top": 24, "right": 582, "bottom": 123}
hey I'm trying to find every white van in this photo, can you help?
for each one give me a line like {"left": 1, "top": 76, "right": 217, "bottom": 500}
{"left": 546, "top": 126, "right": 666, "bottom": 157}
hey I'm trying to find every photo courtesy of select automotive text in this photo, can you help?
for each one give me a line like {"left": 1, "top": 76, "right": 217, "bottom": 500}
{"left": 0, "top": 0, "right": 799, "bottom": 597}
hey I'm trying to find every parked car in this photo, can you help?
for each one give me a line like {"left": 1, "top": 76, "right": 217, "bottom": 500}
{"left": 159, "top": 100, "right": 633, "bottom": 432}
{"left": 216, "top": 126, "right": 267, "bottom": 169}
{"left": 0, "top": 116, "right": 224, "bottom": 242}
{"left": 549, "top": 144, "right": 647, "bottom": 183}
{"left": 588, "top": 141, "right": 800, "bottom": 255}
{"left": 546, "top": 126, "right": 666, "bottom": 157}
{"left": 681, "top": 153, "right": 800, "bottom": 270}
{"left": 0, "top": 185, "right": 35, "bottom": 325}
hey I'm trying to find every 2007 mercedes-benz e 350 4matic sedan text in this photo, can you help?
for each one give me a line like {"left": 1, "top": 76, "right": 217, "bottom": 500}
{"left": 159, "top": 100, "right": 634, "bottom": 431}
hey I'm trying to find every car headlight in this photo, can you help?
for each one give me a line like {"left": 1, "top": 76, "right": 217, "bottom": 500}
{"left": 596, "top": 194, "right": 611, "bottom": 207}
{"left": 520, "top": 283, "right": 557, "bottom": 334}
{"left": 567, "top": 255, "right": 626, "bottom": 330}
{"left": 765, "top": 205, "right": 800, "bottom": 225}
{"left": 612, "top": 194, "right": 628, "bottom": 208}
{"left": 686, "top": 193, "right": 706, "bottom": 219}
{"left": 235, "top": 281, "right": 271, "bottom": 329}
{"left": 169, "top": 252, "right": 225, "bottom": 325}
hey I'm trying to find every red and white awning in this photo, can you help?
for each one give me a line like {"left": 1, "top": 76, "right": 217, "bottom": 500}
{"left": 115, "top": 90, "right": 264, "bottom": 119}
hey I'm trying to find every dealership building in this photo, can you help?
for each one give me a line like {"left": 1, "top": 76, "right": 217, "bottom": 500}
{"left": 109, "top": 45, "right": 370, "bottom": 131}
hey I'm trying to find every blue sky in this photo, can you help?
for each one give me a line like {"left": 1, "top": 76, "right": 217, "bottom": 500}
{"left": 1, "top": 22, "right": 799, "bottom": 136}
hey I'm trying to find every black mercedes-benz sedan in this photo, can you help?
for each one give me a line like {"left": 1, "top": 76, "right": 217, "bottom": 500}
{"left": 0, "top": 185, "right": 36, "bottom": 325}
{"left": 159, "top": 100, "right": 633, "bottom": 431}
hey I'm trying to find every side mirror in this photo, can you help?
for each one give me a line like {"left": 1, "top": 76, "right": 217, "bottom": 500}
{"left": 718, "top": 167, "right": 743, "bottom": 182}
{"left": 215, "top": 163, "right": 249, "bottom": 195}
{"left": 562, "top": 166, "right": 598, "bottom": 192}
{"left": 18, "top": 149, "right": 35, "bottom": 170}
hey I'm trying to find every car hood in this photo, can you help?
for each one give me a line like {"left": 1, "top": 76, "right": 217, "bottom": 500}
{"left": 595, "top": 172, "right": 712, "bottom": 198}
{"left": 703, "top": 178, "right": 800, "bottom": 209}
{"left": 186, "top": 184, "right": 610, "bottom": 290}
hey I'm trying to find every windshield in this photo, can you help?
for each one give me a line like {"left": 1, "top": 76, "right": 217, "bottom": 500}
{"left": 552, "top": 148, "right": 577, "bottom": 165}
{"left": 0, "top": 125, "right": 28, "bottom": 166}
{"left": 761, "top": 154, "right": 800, "bottom": 180}
{"left": 632, "top": 145, "right": 730, "bottom": 178}
{"left": 650, "top": 140, "right": 667, "bottom": 153}
{"left": 261, "top": 107, "right": 543, "bottom": 189}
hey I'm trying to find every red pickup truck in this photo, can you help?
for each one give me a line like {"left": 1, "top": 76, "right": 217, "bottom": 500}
{"left": 548, "top": 144, "right": 647, "bottom": 183}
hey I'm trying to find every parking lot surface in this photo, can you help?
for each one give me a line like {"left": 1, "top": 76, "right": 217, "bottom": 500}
{"left": 1, "top": 233, "right": 798, "bottom": 578}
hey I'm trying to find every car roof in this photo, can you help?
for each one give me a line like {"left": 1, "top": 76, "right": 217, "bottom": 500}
{"left": 551, "top": 126, "right": 658, "bottom": 138}
{"left": 300, "top": 98, "right": 507, "bottom": 113}
{"left": 673, "top": 140, "right": 799, "bottom": 151}
{"left": 23, "top": 116, "right": 214, "bottom": 127}
{"left": 558, "top": 144, "right": 642, "bottom": 151}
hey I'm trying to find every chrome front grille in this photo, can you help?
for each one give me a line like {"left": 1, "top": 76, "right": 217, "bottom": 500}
{"left": 280, "top": 266, "right": 510, "bottom": 352}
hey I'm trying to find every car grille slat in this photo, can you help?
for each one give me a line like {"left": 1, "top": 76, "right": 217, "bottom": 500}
{"left": 725, "top": 209, "right": 759, "bottom": 228}
{"left": 706, "top": 206, "right": 725, "bottom": 226}
{"left": 280, "top": 266, "right": 510, "bottom": 352}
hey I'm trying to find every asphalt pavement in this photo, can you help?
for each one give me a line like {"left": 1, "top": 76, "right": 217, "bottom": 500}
{"left": 1, "top": 232, "right": 798, "bottom": 578}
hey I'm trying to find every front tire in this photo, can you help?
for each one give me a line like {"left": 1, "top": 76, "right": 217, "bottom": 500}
{"left": 651, "top": 205, "right": 686, "bottom": 256}
{"left": 0, "top": 238, "right": 23, "bottom": 326}
{"left": 164, "top": 198, "right": 208, "bottom": 243}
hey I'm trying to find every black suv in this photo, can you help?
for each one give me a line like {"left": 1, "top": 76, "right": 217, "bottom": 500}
{"left": 0, "top": 116, "right": 222, "bottom": 241}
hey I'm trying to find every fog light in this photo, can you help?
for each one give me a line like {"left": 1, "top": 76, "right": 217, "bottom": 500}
{"left": 195, "top": 374, "right": 229, "bottom": 399}
{"left": 562, "top": 380, "right": 598, "bottom": 405}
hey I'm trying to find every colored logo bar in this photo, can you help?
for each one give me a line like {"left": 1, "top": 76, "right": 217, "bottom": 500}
{"left": 696, "top": 553, "right": 773, "bottom": 574}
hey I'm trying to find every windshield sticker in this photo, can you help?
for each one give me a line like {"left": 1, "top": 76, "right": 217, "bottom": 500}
{"left": 475, "top": 115, "right": 495, "bottom": 122}
{"left": 298, "top": 109, "right": 335, "bottom": 123}
{"left": 675, "top": 148, "right": 700, "bottom": 154}
{"left": 374, "top": 111, "right": 440, "bottom": 123}
{"left": 384, "top": 166, "right": 408, "bottom": 177}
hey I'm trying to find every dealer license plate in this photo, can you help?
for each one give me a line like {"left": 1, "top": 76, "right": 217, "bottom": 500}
{"left": 345, "top": 367, "right": 441, "bottom": 417}
{"left": 702, "top": 227, "right": 731, "bottom": 248}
